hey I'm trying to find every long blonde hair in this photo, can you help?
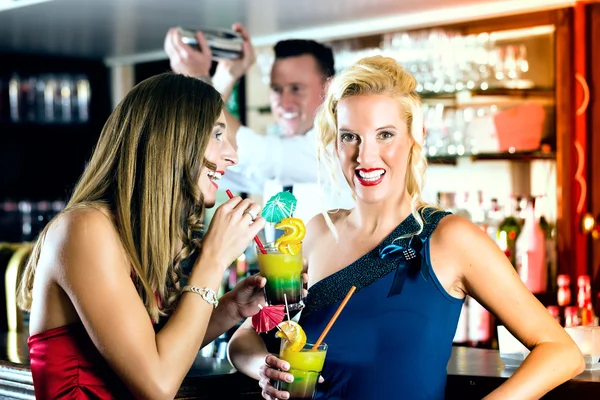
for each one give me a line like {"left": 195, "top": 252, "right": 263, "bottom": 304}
{"left": 316, "top": 55, "right": 432, "bottom": 237}
{"left": 18, "top": 73, "right": 223, "bottom": 323}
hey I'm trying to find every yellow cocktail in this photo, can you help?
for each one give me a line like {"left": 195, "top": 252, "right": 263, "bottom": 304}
{"left": 257, "top": 243, "right": 304, "bottom": 310}
{"left": 278, "top": 340, "right": 328, "bottom": 400}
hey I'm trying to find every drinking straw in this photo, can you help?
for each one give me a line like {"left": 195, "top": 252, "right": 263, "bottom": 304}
{"left": 225, "top": 190, "right": 267, "bottom": 254}
{"left": 311, "top": 286, "right": 357, "bottom": 351}
{"left": 284, "top": 294, "right": 291, "bottom": 322}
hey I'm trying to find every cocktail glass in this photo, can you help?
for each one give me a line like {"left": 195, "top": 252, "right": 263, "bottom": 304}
{"left": 277, "top": 340, "right": 327, "bottom": 400}
{"left": 257, "top": 242, "right": 304, "bottom": 311}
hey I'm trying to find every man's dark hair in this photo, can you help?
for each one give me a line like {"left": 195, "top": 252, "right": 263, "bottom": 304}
{"left": 274, "top": 39, "right": 335, "bottom": 79}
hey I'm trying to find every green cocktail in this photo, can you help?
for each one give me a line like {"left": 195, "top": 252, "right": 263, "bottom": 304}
{"left": 277, "top": 340, "right": 328, "bottom": 400}
{"left": 257, "top": 243, "right": 304, "bottom": 310}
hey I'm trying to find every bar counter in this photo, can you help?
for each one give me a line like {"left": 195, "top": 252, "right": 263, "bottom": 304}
{"left": 1, "top": 332, "right": 599, "bottom": 399}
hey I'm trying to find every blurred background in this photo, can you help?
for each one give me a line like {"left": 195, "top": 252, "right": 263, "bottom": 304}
{"left": 0, "top": 0, "right": 599, "bottom": 356}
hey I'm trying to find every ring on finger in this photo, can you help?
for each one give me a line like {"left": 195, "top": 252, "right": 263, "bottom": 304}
{"left": 244, "top": 209, "right": 258, "bottom": 221}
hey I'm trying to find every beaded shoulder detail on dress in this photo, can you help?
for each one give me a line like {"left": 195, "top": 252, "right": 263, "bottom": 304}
{"left": 301, "top": 208, "right": 449, "bottom": 319}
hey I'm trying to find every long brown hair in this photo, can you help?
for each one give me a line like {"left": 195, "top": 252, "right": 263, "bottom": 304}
{"left": 18, "top": 72, "right": 224, "bottom": 323}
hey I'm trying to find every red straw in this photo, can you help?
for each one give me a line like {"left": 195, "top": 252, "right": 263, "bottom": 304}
{"left": 225, "top": 190, "right": 267, "bottom": 254}
{"left": 312, "top": 286, "right": 356, "bottom": 350}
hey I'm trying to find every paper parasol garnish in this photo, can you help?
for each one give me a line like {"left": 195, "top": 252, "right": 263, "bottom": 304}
{"left": 261, "top": 191, "right": 297, "bottom": 223}
{"left": 252, "top": 304, "right": 286, "bottom": 333}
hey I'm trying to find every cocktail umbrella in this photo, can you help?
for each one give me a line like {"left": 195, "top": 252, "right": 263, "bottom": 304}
{"left": 261, "top": 191, "right": 297, "bottom": 223}
{"left": 252, "top": 304, "right": 286, "bottom": 333}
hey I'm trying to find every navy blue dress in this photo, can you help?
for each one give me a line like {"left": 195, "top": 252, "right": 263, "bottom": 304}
{"left": 299, "top": 209, "right": 463, "bottom": 400}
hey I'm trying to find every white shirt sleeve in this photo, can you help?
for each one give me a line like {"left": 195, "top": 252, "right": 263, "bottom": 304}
{"left": 219, "top": 125, "right": 282, "bottom": 194}
{"left": 276, "top": 129, "right": 319, "bottom": 186}
{"left": 220, "top": 127, "right": 323, "bottom": 194}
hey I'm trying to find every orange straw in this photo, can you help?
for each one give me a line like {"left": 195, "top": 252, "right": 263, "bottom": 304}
{"left": 225, "top": 190, "right": 267, "bottom": 254}
{"left": 312, "top": 285, "right": 356, "bottom": 350}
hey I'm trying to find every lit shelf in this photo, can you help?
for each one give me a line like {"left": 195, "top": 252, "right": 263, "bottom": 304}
{"left": 427, "top": 150, "right": 556, "bottom": 165}
{"left": 420, "top": 87, "right": 555, "bottom": 110}
{"left": 470, "top": 150, "right": 555, "bottom": 161}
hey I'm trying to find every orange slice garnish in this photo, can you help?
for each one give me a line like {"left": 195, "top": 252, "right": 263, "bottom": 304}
{"left": 274, "top": 218, "right": 306, "bottom": 255}
{"left": 275, "top": 320, "right": 307, "bottom": 352}
{"left": 280, "top": 242, "right": 302, "bottom": 256}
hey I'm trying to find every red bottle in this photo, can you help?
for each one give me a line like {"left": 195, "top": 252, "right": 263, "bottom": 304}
{"left": 576, "top": 275, "right": 594, "bottom": 326}
{"left": 557, "top": 274, "right": 571, "bottom": 306}
{"left": 515, "top": 197, "right": 546, "bottom": 293}
{"left": 564, "top": 306, "right": 580, "bottom": 328}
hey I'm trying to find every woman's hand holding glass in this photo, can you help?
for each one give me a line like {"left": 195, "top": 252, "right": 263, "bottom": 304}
{"left": 259, "top": 354, "right": 294, "bottom": 400}
{"left": 259, "top": 354, "right": 325, "bottom": 400}
{"left": 225, "top": 274, "right": 267, "bottom": 321}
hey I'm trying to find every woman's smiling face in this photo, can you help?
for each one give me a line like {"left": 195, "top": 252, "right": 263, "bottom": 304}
{"left": 336, "top": 94, "right": 413, "bottom": 205}
{"left": 198, "top": 111, "right": 238, "bottom": 207}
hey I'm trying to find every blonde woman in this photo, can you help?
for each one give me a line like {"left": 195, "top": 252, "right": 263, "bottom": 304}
{"left": 228, "top": 56, "right": 584, "bottom": 400}
{"left": 18, "top": 73, "right": 267, "bottom": 399}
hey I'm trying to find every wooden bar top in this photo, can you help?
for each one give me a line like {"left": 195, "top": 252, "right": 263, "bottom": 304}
{"left": 1, "top": 331, "right": 599, "bottom": 399}
{"left": 446, "top": 346, "right": 600, "bottom": 399}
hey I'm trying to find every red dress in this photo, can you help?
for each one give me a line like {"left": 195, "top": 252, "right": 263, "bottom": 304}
{"left": 28, "top": 323, "right": 132, "bottom": 399}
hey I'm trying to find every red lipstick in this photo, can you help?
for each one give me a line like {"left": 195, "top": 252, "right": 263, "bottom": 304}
{"left": 355, "top": 168, "right": 386, "bottom": 187}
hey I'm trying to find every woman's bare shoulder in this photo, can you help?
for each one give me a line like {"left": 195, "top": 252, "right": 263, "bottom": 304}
{"left": 303, "top": 209, "right": 350, "bottom": 255}
{"left": 48, "top": 205, "right": 116, "bottom": 242}
{"left": 43, "top": 205, "right": 128, "bottom": 275}
{"left": 431, "top": 214, "right": 480, "bottom": 246}
{"left": 306, "top": 209, "right": 350, "bottom": 237}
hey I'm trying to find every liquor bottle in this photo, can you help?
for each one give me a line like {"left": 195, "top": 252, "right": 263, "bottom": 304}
{"left": 515, "top": 197, "right": 546, "bottom": 294}
{"left": 438, "top": 192, "right": 471, "bottom": 221}
{"left": 8, "top": 74, "right": 21, "bottom": 122}
{"left": 0, "top": 77, "right": 6, "bottom": 122}
{"left": 564, "top": 306, "right": 581, "bottom": 328}
{"left": 75, "top": 76, "right": 91, "bottom": 123}
{"left": 557, "top": 274, "right": 571, "bottom": 306}
{"left": 469, "top": 191, "right": 486, "bottom": 231}
{"left": 516, "top": 196, "right": 526, "bottom": 227}
{"left": 454, "top": 191, "right": 472, "bottom": 221}
{"left": 485, "top": 197, "right": 503, "bottom": 243}
{"left": 438, "top": 192, "right": 454, "bottom": 212}
{"left": 24, "top": 76, "right": 37, "bottom": 122}
{"left": 18, "top": 201, "right": 33, "bottom": 242}
{"left": 536, "top": 196, "right": 557, "bottom": 293}
{"left": 576, "top": 275, "right": 595, "bottom": 326}
{"left": 498, "top": 196, "right": 521, "bottom": 268}
{"left": 595, "top": 292, "right": 600, "bottom": 326}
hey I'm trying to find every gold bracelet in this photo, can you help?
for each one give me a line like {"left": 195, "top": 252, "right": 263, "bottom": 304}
{"left": 181, "top": 285, "right": 218, "bottom": 308}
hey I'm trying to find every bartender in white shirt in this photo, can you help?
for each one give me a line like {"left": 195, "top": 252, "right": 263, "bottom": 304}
{"left": 165, "top": 23, "right": 355, "bottom": 240}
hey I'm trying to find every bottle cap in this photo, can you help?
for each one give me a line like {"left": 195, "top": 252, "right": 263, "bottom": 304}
{"left": 557, "top": 274, "right": 570, "bottom": 286}
{"left": 577, "top": 275, "right": 591, "bottom": 287}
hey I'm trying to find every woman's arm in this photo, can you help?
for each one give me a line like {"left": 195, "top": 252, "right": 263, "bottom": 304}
{"left": 49, "top": 200, "right": 264, "bottom": 400}
{"left": 228, "top": 318, "right": 271, "bottom": 380}
{"left": 434, "top": 216, "right": 585, "bottom": 399}
{"left": 201, "top": 274, "right": 266, "bottom": 348}
{"left": 228, "top": 318, "right": 295, "bottom": 399}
